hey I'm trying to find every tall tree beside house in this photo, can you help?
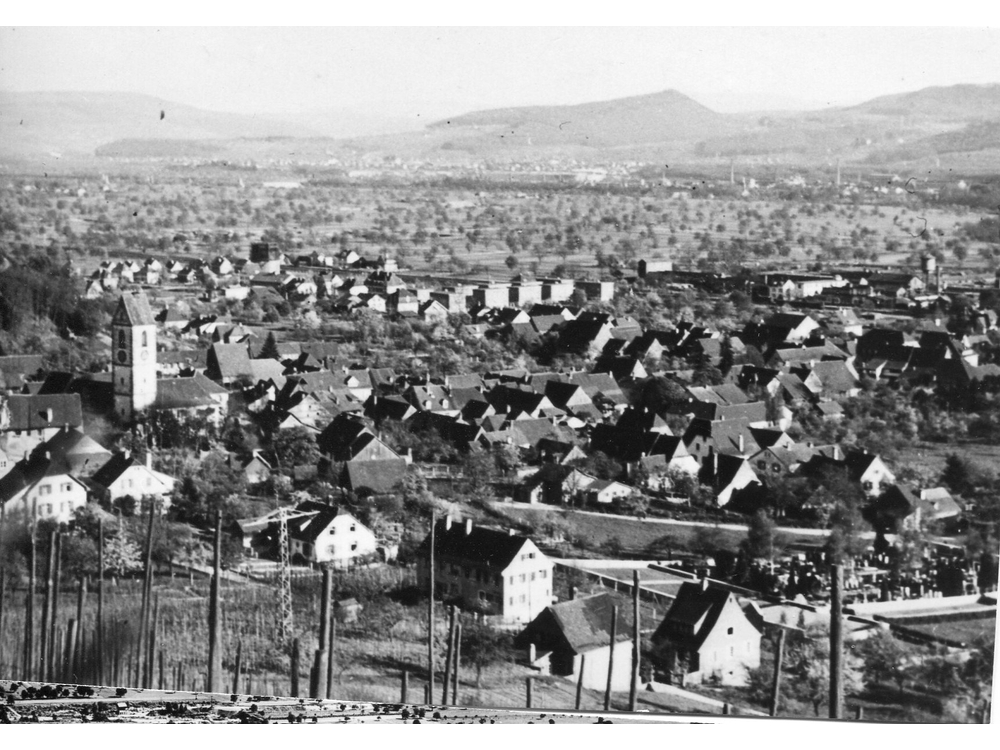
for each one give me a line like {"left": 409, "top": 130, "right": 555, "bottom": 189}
{"left": 854, "top": 628, "right": 913, "bottom": 696}
{"left": 257, "top": 331, "right": 281, "bottom": 360}
{"left": 784, "top": 625, "right": 863, "bottom": 717}
{"left": 271, "top": 426, "right": 321, "bottom": 474}
{"left": 741, "top": 509, "right": 776, "bottom": 561}
{"left": 460, "top": 619, "right": 515, "bottom": 689}
{"left": 941, "top": 453, "right": 975, "bottom": 497}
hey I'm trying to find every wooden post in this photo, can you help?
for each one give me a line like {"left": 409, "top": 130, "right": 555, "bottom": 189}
{"left": 629, "top": 570, "right": 640, "bottom": 711}
{"left": 289, "top": 638, "right": 299, "bottom": 698}
{"left": 327, "top": 607, "right": 337, "bottom": 698}
{"left": 138, "top": 506, "right": 155, "bottom": 687}
{"left": 310, "top": 566, "right": 332, "bottom": 699}
{"left": 232, "top": 640, "right": 243, "bottom": 695}
{"left": 401, "top": 669, "right": 409, "bottom": 703}
{"left": 452, "top": 622, "right": 461, "bottom": 705}
{"left": 770, "top": 629, "right": 786, "bottom": 717}
{"left": 424, "top": 682, "right": 431, "bottom": 704}
{"left": 48, "top": 532, "right": 63, "bottom": 683}
{"left": 40, "top": 530, "right": 56, "bottom": 680}
{"left": 427, "top": 511, "right": 436, "bottom": 700}
{"left": 604, "top": 604, "right": 618, "bottom": 712}
{"left": 829, "top": 563, "right": 844, "bottom": 720}
{"left": 855, "top": 705, "right": 864, "bottom": 721}
{"left": 0, "top": 571, "right": 5, "bottom": 673}
{"left": 64, "top": 619, "right": 78, "bottom": 682}
{"left": 24, "top": 529, "right": 36, "bottom": 682}
{"left": 147, "top": 594, "right": 159, "bottom": 688}
{"left": 97, "top": 519, "right": 107, "bottom": 685}
{"left": 74, "top": 576, "right": 86, "bottom": 680}
{"left": 575, "top": 654, "right": 587, "bottom": 710}
{"left": 207, "top": 510, "right": 223, "bottom": 694}
{"left": 525, "top": 676, "right": 533, "bottom": 709}
{"left": 159, "top": 649, "right": 165, "bottom": 691}
{"left": 442, "top": 605, "right": 456, "bottom": 703}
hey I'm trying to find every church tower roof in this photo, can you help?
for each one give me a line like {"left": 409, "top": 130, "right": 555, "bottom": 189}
{"left": 114, "top": 292, "right": 156, "bottom": 326}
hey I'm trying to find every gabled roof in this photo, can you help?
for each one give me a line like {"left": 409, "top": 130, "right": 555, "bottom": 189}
{"left": 4, "top": 393, "right": 83, "bottom": 431}
{"left": 653, "top": 582, "right": 755, "bottom": 651}
{"left": 114, "top": 292, "right": 155, "bottom": 326}
{"left": 0, "top": 449, "right": 82, "bottom": 502}
{"left": 153, "top": 375, "right": 225, "bottom": 411}
{"left": 421, "top": 518, "right": 534, "bottom": 570}
{"left": 90, "top": 451, "right": 151, "bottom": 489}
{"left": 285, "top": 500, "right": 352, "bottom": 543}
{"left": 518, "top": 592, "right": 632, "bottom": 654}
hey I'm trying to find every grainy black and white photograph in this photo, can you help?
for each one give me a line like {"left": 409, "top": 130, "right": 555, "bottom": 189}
{"left": 0, "top": 16, "right": 997, "bottom": 728}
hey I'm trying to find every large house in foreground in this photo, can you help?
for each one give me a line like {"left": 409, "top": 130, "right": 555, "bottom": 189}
{"left": 650, "top": 580, "right": 762, "bottom": 687}
{"left": 418, "top": 517, "right": 554, "bottom": 625}
{"left": 515, "top": 592, "right": 634, "bottom": 691}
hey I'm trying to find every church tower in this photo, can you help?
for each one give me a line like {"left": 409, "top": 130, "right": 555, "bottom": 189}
{"left": 112, "top": 291, "right": 157, "bottom": 422}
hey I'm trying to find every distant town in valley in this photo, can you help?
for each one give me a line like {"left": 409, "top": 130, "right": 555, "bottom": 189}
{"left": 0, "top": 78, "right": 997, "bottom": 725}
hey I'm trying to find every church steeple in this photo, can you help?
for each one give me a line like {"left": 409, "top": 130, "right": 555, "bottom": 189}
{"left": 112, "top": 292, "right": 157, "bottom": 421}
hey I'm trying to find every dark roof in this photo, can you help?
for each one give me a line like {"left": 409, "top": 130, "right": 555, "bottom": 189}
{"left": 153, "top": 375, "right": 225, "bottom": 410}
{"left": 4, "top": 393, "right": 83, "bottom": 431}
{"left": 90, "top": 451, "right": 144, "bottom": 489}
{"left": 421, "top": 518, "right": 532, "bottom": 570}
{"left": 652, "top": 582, "right": 749, "bottom": 651}
{"left": 207, "top": 342, "right": 253, "bottom": 380}
{"left": 285, "top": 500, "right": 351, "bottom": 543}
{"left": 114, "top": 292, "right": 156, "bottom": 326}
{"left": 0, "top": 449, "right": 80, "bottom": 502}
{"left": 516, "top": 592, "right": 632, "bottom": 655}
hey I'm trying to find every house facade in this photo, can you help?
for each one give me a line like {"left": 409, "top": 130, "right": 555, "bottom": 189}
{"left": 418, "top": 517, "right": 554, "bottom": 625}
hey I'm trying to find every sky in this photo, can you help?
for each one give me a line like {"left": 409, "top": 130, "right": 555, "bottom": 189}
{"left": 2, "top": 24, "right": 1000, "bottom": 122}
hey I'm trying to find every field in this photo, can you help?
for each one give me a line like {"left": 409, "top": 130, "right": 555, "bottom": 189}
{"left": 496, "top": 505, "right": 825, "bottom": 558}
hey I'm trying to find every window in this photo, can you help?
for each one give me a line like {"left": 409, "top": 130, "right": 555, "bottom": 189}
{"left": 509, "top": 597, "right": 514, "bottom": 606}
{"left": 40, "top": 485, "right": 51, "bottom": 496}
{"left": 756, "top": 460, "right": 766, "bottom": 470}
{"left": 118, "top": 330, "right": 126, "bottom": 348}
{"left": 540, "top": 570, "right": 547, "bottom": 579}
{"left": 730, "top": 646, "right": 734, "bottom": 656}
{"left": 141, "top": 331, "right": 148, "bottom": 347}
{"left": 531, "top": 572, "right": 536, "bottom": 581}
{"left": 351, "top": 543, "right": 357, "bottom": 551}
{"left": 519, "top": 574, "right": 526, "bottom": 583}
{"left": 519, "top": 594, "right": 526, "bottom": 603}
{"left": 727, "top": 627, "right": 733, "bottom": 635}
{"left": 350, "top": 524, "right": 356, "bottom": 532}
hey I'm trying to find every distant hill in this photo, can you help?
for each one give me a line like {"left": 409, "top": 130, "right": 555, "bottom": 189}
{"left": 5, "top": 83, "right": 1000, "bottom": 171}
{"left": 0, "top": 91, "right": 320, "bottom": 157}
{"left": 426, "top": 89, "right": 738, "bottom": 149}
{"left": 843, "top": 84, "right": 1000, "bottom": 121}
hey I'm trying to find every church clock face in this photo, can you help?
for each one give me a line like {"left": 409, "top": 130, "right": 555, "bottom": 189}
{"left": 117, "top": 350, "right": 128, "bottom": 364}
{"left": 140, "top": 350, "right": 149, "bottom": 361}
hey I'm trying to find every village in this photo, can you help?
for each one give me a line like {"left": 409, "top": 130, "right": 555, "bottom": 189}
{"left": 0, "top": 168, "right": 999, "bottom": 724}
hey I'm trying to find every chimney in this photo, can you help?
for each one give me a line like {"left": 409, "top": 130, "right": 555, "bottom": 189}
{"left": 445, "top": 516, "right": 453, "bottom": 531}
{"left": 45, "top": 408, "right": 53, "bottom": 423}
{"left": 738, "top": 434, "right": 744, "bottom": 453}
{"left": 123, "top": 449, "right": 130, "bottom": 460}
{"left": 508, "top": 528, "right": 515, "bottom": 536}
{"left": 700, "top": 577, "right": 709, "bottom": 592}
{"left": 146, "top": 452, "right": 152, "bottom": 470}
{"left": 570, "top": 586, "right": 578, "bottom": 601}
{"left": 465, "top": 518, "right": 473, "bottom": 536}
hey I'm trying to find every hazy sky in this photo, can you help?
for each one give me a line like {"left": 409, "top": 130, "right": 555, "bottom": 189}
{"left": 2, "top": 26, "right": 999, "bottom": 120}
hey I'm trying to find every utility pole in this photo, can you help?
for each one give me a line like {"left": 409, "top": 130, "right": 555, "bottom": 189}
{"left": 97, "top": 518, "right": 105, "bottom": 685}
{"left": 770, "top": 629, "right": 786, "bottom": 717}
{"left": 604, "top": 605, "right": 618, "bottom": 712}
{"left": 442, "top": 605, "right": 456, "bottom": 704}
{"left": 427, "top": 511, "right": 436, "bottom": 701}
{"left": 629, "top": 570, "right": 640, "bottom": 711}
{"left": 829, "top": 563, "right": 844, "bottom": 720}
{"left": 310, "top": 566, "right": 331, "bottom": 699}
{"left": 207, "top": 510, "right": 223, "bottom": 694}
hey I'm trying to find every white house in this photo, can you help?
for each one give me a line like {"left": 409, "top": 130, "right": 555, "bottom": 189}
{"left": 286, "top": 502, "right": 378, "bottom": 568}
{"left": 419, "top": 517, "right": 554, "bottom": 625}
{"left": 89, "top": 451, "right": 176, "bottom": 512}
{"left": 0, "top": 451, "right": 89, "bottom": 524}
